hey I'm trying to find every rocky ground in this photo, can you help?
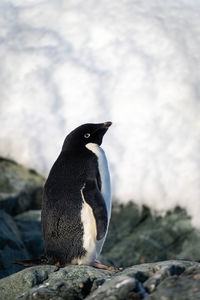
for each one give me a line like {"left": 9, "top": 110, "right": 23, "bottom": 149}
{"left": 0, "top": 156, "right": 200, "bottom": 299}
{"left": 1, "top": 260, "right": 200, "bottom": 300}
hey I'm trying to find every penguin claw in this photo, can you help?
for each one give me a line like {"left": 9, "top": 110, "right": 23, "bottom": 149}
{"left": 90, "top": 260, "right": 123, "bottom": 271}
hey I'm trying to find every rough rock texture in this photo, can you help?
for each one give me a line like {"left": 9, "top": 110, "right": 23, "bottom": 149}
{"left": 0, "top": 260, "right": 199, "bottom": 300}
{"left": 102, "top": 203, "right": 200, "bottom": 267}
{"left": 0, "top": 157, "right": 45, "bottom": 215}
{"left": 15, "top": 211, "right": 44, "bottom": 259}
{"left": 147, "top": 263, "right": 200, "bottom": 300}
{"left": 0, "top": 157, "right": 45, "bottom": 278}
{"left": 0, "top": 210, "right": 29, "bottom": 279}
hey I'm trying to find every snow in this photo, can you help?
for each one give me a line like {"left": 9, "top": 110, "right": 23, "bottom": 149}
{"left": 0, "top": 0, "right": 200, "bottom": 226}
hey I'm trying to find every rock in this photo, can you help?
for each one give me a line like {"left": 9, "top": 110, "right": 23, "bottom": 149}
{"left": 15, "top": 211, "right": 44, "bottom": 259}
{"left": 0, "top": 260, "right": 199, "bottom": 300}
{"left": 15, "top": 210, "right": 42, "bottom": 222}
{"left": 0, "top": 157, "right": 45, "bottom": 215}
{"left": 176, "top": 232, "right": 200, "bottom": 262}
{"left": 0, "top": 265, "right": 57, "bottom": 300}
{"left": 0, "top": 265, "right": 112, "bottom": 300}
{"left": 86, "top": 275, "right": 137, "bottom": 300}
{"left": 147, "top": 264, "right": 200, "bottom": 300}
{"left": 0, "top": 210, "right": 29, "bottom": 279}
{"left": 102, "top": 203, "right": 200, "bottom": 267}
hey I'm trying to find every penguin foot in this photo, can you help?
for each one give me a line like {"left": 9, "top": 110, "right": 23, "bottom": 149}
{"left": 54, "top": 261, "right": 62, "bottom": 268}
{"left": 90, "top": 260, "right": 123, "bottom": 271}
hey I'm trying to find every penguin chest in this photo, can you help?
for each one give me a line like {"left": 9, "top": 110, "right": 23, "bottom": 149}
{"left": 79, "top": 187, "right": 97, "bottom": 264}
{"left": 85, "top": 142, "right": 111, "bottom": 219}
{"left": 84, "top": 142, "right": 111, "bottom": 258}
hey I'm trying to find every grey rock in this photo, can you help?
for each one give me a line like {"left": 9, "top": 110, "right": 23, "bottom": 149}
{"left": 102, "top": 203, "right": 200, "bottom": 267}
{"left": 0, "top": 192, "right": 32, "bottom": 216}
{"left": 0, "top": 210, "right": 29, "bottom": 279}
{"left": 0, "top": 260, "right": 199, "bottom": 300}
{"left": 0, "top": 265, "right": 57, "bottom": 300}
{"left": 15, "top": 210, "right": 41, "bottom": 222}
{"left": 0, "top": 157, "right": 45, "bottom": 215}
{"left": 15, "top": 221, "right": 43, "bottom": 259}
{"left": 86, "top": 275, "right": 137, "bottom": 300}
{"left": 143, "top": 262, "right": 185, "bottom": 293}
{"left": 147, "top": 264, "right": 200, "bottom": 300}
{"left": 14, "top": 265, "right": 113, "bottom": 300}
{"left": 14, "top": 210, "right": 44, "bottom": 259}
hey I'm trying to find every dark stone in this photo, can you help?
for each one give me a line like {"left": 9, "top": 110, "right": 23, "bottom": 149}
{"left": 147, "top": 264, "right": 200, "bottom": 300}
{"left": 0, "top": 192, "right": 32, "bottom": 216}
{"left": 102, "top": 203, "right": 200, "bottom": 267}
{"left": 14, "top": 210, "right": 44, "bottom": 259}
{"left": 86, "top": 274, "right": 137, "bottom": 300}
{"left": 15, "top": 220, "right": 44, "bottom": 259}
{"left": 0, "top": 210, "right": 29, "bottom": 279}
{"left": 0, "top": 157, "right": 45, "bottom": 215}
{"left": 0, "top": 265, "right": 58, "bottom": 300}
{"left": 14, "top": 265, "right": 114, "bottom": 300}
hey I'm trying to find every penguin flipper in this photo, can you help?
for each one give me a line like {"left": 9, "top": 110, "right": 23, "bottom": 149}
{"left": 82, "top": 179, "right": 108, "bottom": 240}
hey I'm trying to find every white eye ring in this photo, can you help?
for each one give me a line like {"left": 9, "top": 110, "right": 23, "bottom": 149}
{"left": 84, "top": 133, "right": 90, "bottom": 138}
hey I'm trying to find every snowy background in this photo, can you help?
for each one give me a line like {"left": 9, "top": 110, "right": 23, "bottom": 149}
{"left": 1, "top": 0, "right": 200, "bottom": 226}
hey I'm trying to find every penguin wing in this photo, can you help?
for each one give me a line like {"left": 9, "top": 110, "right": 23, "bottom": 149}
{"left": 82, "top": 179, "right": 108, "bottom": 240}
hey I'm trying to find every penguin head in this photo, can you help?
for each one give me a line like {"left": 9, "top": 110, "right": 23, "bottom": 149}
{"left": 62, "top": 122, "right": 112, "bottom": 150}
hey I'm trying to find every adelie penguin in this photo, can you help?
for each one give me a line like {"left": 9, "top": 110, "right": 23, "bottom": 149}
{"left": 14, "top": 121, "right": 120, "bottom": 270}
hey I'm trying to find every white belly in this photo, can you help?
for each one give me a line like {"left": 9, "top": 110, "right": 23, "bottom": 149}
{"left": 85, "top": 142, "right": 111, "bottom": 259}
{"left": 75, "top": 187, "right": 97, "bottom": 265}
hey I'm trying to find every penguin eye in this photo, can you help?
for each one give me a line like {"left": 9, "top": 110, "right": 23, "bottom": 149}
{"left": 84, "top": 133, "right": 90, "bottom": 138}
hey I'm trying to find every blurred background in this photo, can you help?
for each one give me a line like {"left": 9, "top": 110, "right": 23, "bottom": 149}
{"left": 1, "top": 0, "right": 200, "bottom": 226}
{"left": 0, "top": 0, "right": 200, "bottom": 279}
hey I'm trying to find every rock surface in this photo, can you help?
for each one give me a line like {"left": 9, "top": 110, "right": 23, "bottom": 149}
{"left": 15, "top": 211, "right": 44, "bottom": 259}
{"left": 102, "top": 203, "right": 200, "bottom": 267}
{"left": 0, "top": 260, "right": 199, "bottom": 300}
{"left": 0, "top": 157, "right": 45, "bottom": 215}
{"left": 0, "top": 210, "right": 29, "bottom": 279}
{"left": 0, "top": 157, "right": 45, "bottom": 278}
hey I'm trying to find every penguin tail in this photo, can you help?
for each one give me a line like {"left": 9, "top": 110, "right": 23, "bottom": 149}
{"left": 13, "top": 255, "right": 48, "bottom": 267}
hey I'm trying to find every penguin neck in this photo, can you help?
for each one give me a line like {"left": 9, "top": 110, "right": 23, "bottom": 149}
{"left": 85, "top": 142, "right": 101, "bottom": 152}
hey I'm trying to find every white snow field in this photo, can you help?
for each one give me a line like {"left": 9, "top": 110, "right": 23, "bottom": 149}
{"left": 0, "top": 0, "right": 200, "bottom": 226}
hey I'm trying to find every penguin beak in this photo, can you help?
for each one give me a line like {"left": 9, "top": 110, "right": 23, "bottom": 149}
{"left": 103, "top": 121, "right": 112, "bottom": 128}
{"left": 91, "top": 121, "right": 112, "bottom": 145}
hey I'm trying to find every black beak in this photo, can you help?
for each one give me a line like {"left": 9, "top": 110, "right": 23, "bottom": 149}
{"left": 103, "top": 121, "right": 112, "bottom": 128}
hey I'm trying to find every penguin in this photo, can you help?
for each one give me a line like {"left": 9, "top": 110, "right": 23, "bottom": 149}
{"left": 14, "top": 122, "right": 119, "bottom": 270}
